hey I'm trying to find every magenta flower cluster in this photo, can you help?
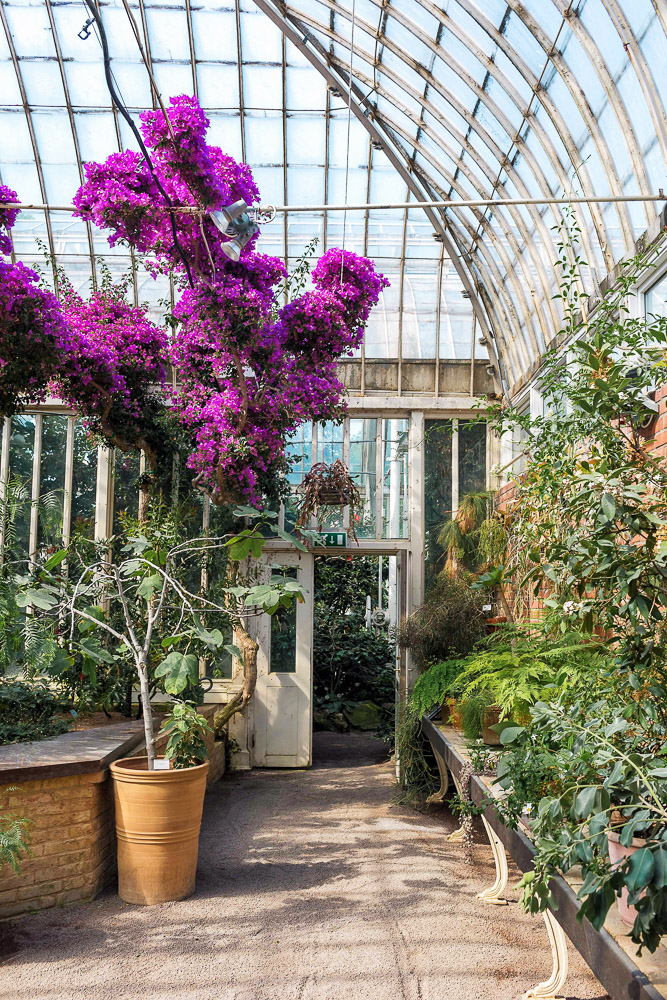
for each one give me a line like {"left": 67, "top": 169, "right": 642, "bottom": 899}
{"left": 0, "top": 186, "right": 19, "bottom": 256}
{"left": 4, "top": 94, "right": 388, "bottom": 504}
{"left": 57, "top": 286, "right": 168, "bottom": 455}
{"left": 0, "top": 257, "right": 72, "bottom": 417}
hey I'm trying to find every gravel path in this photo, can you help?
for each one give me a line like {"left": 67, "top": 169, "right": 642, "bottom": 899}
{"left": 0, "top": 732, "right": 608, "bottom": 1000}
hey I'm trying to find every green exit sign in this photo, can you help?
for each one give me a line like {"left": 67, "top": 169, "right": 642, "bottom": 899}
{"left": 318, "top": 531, "right": 348, "bottom": 548}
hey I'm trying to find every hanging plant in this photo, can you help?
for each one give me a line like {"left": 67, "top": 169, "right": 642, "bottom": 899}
{"left": 295, "top": 459, "right": 363, "bottom": 541}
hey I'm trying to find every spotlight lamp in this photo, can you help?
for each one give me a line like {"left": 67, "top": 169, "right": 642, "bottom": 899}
{"left": 209, "top": 199, "right": 259, "bottom": 261}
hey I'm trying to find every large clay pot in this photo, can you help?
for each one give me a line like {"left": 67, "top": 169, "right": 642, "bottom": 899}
{"left": 481, "top": 705, "right": 503, "bottom": 745}
{"left": 608, "top": 831, "right": 647, "bottom": 926}
{"left": 110, "top": 756, "right": 209, "bottom": 905}
{"left": 450, "top": 701, "right": 464, "bottom": 732}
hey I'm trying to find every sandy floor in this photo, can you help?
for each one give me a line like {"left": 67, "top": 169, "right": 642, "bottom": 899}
{"left": 0, "top": 732, "right": 608, "bottom": 1000}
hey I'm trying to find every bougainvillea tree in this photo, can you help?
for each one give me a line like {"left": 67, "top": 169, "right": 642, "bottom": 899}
{"left": 73, "top": 94, "right": 388, "bottom": 505}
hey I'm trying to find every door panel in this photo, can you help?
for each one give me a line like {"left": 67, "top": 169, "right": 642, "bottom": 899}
{"left": 254, "top": 551, "right": 313, "bottom": 767}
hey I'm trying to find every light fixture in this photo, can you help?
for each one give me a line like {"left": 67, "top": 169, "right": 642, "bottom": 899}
{"left": 209, "top": 199, "right": 259, "bottom": 261}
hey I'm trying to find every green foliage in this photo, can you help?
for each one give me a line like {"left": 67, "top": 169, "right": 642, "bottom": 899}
{"left": 496, "top": 698, "right": 667, "bottom": 954}
{"left": 395, "top": 701, "right": 438, "bottom": 806}
{"left": 396, "top": 573, "right": 486, "bottom": 666}
{"left": 436, "top": 490, "right": 505, "bottom": 576}
{"left": 159, "top": 701, "right": 212, "bottom": 769}
{"left": 486, "top": 219, "right": 667, "bottom": 725}
{"left": 313, "top": 557, "right": 394, "bottom": 736}
{"left": 410, "top": 658, "right": 468, "bottom": 716}
{"left": 0, "top": 795, "right": 30, "bottom": 874}
{"left": 451, "top": 626, "right": 606, "bottom": 721}
{"left": 460, "top": 690, "right": 495, "bottom": 740}
{"left": 0, "top": 678, "right": 70, "bottom": 744}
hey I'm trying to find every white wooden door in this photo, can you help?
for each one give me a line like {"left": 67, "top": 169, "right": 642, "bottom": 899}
{"left": 254, "top": 550, "right": 314, "bottom": 767}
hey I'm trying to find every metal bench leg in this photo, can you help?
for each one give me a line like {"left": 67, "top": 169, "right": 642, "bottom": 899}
{"left": 426, "top": 745, "right": 449, "bottom": 805}
{"left": 522, "top": 910, "right": 568, "bottom": 1000}
{"left": 446, "top": 772, "right": 466, "bottom": 842}
{"left": 476, "top": 815, "right": 509, "bottom": 905}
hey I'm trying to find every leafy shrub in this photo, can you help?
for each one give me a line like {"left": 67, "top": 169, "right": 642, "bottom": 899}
{"left": 395, "top": 701, "right": 438, "bottom": 806}
{"left": 0, "top": 679, "right": 70, "bottom": 744}
{"left": 451, "top": 626, "right": 606, "bottom": 721}
{"left": 396, "top": 573, "right": 486, "bottom": 666}
{"left": 160, "top": 701, "right": 212, "bottom": 769}
{"left": 410, "top": 658, "right": 468, "bottom": 716}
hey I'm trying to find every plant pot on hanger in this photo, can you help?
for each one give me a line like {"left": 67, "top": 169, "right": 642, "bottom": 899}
{"left": 608, "top": 830, "right": 647, "bottom": 926}
{"left": 110, "top": 756, "right": 209, "bottom": 905}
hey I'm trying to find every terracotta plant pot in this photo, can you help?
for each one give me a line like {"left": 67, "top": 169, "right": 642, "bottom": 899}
{"left": 608, "top": 831, "right": 647, "bottom": 926}
{"left": 440, "top": 701, "right": 450, "bottom": 724}
{"left": 110, "top": 756, "right": 209, "bottom": 905}
{"left": 481, "top": 705, "right": 503, "bottom": 745}
{"left": 485, "top": 615, "right": 507, "bottom": 635}
{"left": 450, "top": 701, "right": 464, "bottom": 732}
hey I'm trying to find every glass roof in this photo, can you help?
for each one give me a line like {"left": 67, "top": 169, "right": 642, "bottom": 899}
{"left": 1, "top": 0, "right": 666, "bottom": 392}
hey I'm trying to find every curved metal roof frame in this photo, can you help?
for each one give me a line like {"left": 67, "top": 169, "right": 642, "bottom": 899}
{"left": 260, "top": 0, "right": 667, "bottom": 390}
{"left": 1, "top": 0, "right": 666, "bottom": 396}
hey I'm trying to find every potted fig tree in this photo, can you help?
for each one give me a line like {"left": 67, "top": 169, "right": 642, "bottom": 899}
{"left": 69, "top": 509, "right": 309, "bottom": 905}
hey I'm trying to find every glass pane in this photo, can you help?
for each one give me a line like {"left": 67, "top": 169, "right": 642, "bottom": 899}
{"left": 458, "top": 421, "right": 487, "bottom": 498}
{"left": 382, "top": 419, "right": 409, "bottom": 539}
{"left": 71, "top": 423, "right": 98, "bottom": 540}
{"left": 349, "top": 418, "right": 377, "bottom": 539}
{"left": 8, "top": 414, "right": 36, "bottom": 559}
{"left": 38, "top": 414, "right": 68, "bottom": 549}
{"left": 270, "top": 567, "right": 297, "bottom": 673}
{"left": 646, "top": 272, "right": 667, "bottom": 319}
{"left": 113, "top": 449, "right": 141, "bottom": 532}
{"left": 424, "top": 419, "right": 453, "bottom": 590}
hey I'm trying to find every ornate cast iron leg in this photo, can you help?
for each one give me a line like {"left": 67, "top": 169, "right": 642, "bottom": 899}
{"left": 446, "top": 772, "right": 466, "bottom": 842}
{"left": 426, "top": 745, "right": 449, "bottom": 805}
{"left": 476, "top": 815, "right": 509, "bottom": 905}
{"left": 522, "top": 910, "right": 569, "bottom": 1000}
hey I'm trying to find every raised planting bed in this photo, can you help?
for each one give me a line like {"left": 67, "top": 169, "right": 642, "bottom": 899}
{"left": 422, "top": 714, "right": 667, "bottom": 1000}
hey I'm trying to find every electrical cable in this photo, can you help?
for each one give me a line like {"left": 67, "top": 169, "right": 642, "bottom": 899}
{"left": 341, "top": 0, "right": 357, "bottom": 281}
{"left": 82, "top": 0, "right": 194, "bottom": 289}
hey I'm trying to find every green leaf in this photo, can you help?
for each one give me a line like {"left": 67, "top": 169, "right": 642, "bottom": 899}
{"left": 223, "top": 643, "right": 244, "bottom": 661}
{"left": 574, "top": 785, "right": 598, "bottom": 819}
{"left": 79, "top": 638, "right": 116, "bottom": 665}
{"left": 601, "top": 493, "right": 616, "bottom": 520}
{"left": 499, "top": 725, "right": 524, "bottom": 745}
{"left": 270, "top": 526, "right": 308, "bottom": 552}
{"left": 43, "top": 549, "right": 67, "bottom": 571}
{"left": 154, "top": 652, "right": 200, "bottom": 695}
{"left": 625, "top": 847, "right": 654, "bottom": 894}
{"left": 137, "top": 573, "right": 161, "bottom": 601}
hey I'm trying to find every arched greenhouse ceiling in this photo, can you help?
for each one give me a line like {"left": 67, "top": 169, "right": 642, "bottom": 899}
{"left": 1, "top": 0, "right": 667, "bottom": 396}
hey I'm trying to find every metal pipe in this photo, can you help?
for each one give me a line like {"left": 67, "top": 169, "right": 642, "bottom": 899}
{"left": 5, "top": 193, "right": 665, "bottom": 214}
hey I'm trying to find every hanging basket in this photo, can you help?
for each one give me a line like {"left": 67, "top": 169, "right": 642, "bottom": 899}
{"left": 295, "top": 459, "right": 363, "bottom": 541}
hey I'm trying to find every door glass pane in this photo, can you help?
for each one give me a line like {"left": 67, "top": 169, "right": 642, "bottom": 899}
{"left": 424, "top": 419, "right": 453, "bottom": 590}
{"left": 39, "top": 414, "right": 68, "bottom": 549}
{"left": 270, "top": 567, "right": 297, "bottom": 673}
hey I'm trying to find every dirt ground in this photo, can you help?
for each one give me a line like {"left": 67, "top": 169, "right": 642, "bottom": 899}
{"left": 0, "top": 732, "right": 608, "bottom": 1000}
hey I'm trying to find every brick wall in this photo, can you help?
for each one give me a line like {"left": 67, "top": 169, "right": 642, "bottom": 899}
{"left": 0, "top": 770, "right": 115, "bottom": 918}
